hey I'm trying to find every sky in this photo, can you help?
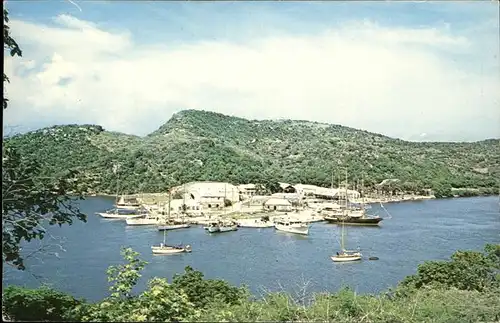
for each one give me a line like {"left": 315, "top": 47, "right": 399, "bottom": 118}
{"left": 3, "top": 0, "right": 500, "bottom": 142}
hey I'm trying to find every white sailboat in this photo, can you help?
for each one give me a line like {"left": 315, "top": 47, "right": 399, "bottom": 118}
{"left": 126, "top": 215, "right": 162, "bottom": 226}
{"left": 331, "top": 170, "right": 362, "bottom": 262}
{"left": 96, "top": 208, "right": 148, "bottom": 219}
{"left": 115, "top": 196, "right": 141, "bottom": 210}
{"left": 157, "top": 190, "right": 191, "bottom": 231}
{"left": 274, "top": 217, "right": 309, "bottom": 235}
{"left": 151, "top": 230, "right": 192, "bottom": 255}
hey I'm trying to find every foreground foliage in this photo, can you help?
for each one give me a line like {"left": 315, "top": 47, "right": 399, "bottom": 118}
{"left": 3, "top": 244, "right": 499, "bottom": 322}
{"left": 3, "top": 8, "right": 88, "bottom": 271}
{"left": 5, "top": 110, "right": 500, "bottom": 197}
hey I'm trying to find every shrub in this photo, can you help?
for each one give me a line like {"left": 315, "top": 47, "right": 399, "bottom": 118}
{"left": 2, "top": 285, "right": 82, "bottom": 321}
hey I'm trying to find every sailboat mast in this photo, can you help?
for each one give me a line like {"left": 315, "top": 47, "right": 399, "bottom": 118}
{"left": 114, "top": 164, "right": 120, "bottom": 204}
{"left": 168, "top": 189, "right": 171, "bottom": 220}
{"left": 361, "top": 177, "right": 365, "bottom": 208}
{"left": 163, "top": 229, "right": 166, "bottom": 245}
{"left": 182, "top": 183, "right": 186, "bottom": 219}
{"left": 342, "top": 168, "right": 348, "bottom": 251}
{"left": 345, "top": 169, "right": 348, "bottom": 209}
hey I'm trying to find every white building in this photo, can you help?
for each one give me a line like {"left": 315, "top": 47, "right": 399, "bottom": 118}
{"left": 293, "top": 184, "right": 360, "bottom": 200}
{"left": 264, "top": 198, "right": 293, "bottom": 212}
{"left": 271, "top": 193, "right": 301, "bottom": 203}
{"left": 165, "top": 198, "right": 203, "bottom": 216}
{"left": 238, "top": 184, "right": 257, "bottom": 200}
{"left": 172, "top": 182, "right": 239, "bottom": 209}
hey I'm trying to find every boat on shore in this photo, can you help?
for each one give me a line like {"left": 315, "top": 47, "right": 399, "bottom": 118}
{"left": 151, "top": 230, "right": 192, "bottom": 255}
{"left": 274, "top": 217, "right": 309, "bottom": 235}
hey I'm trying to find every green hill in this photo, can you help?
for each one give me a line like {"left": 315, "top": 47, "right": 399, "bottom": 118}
{"left": 4, "top": 110, "right": 500, "bottom": 196}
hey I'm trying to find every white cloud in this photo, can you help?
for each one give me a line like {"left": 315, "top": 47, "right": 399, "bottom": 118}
{"left": 4, "top": 14, "right": 499, "bottom": 141}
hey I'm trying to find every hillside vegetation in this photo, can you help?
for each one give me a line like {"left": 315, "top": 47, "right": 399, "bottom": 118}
{"left": 5, "top": 110, "right": 500, "bottom": 197}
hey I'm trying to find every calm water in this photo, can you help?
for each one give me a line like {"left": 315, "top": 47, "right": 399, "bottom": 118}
{"left": 3, "top": 196, "right": 499, "bottom": 302}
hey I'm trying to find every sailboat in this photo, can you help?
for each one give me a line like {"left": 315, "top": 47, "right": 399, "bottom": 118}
{"left": 158, "top": 189, "right": 191, "bottom": 231}
{"left": 206, "top": 184, "right": 238, "bottom": 233}
{"left": 151, "top": 229, "right": 192, "bottom": 255}
{"left": 324, "top": 176, "right": 383, "bottom": 226}
{"left": 219, "top": 184, "right": 238, "bottom": 232}
{"left": 115, "top": 196, "right": 141, "bottom": 210}
{"left": 331, "top": 170, "right": 362, "bottom": 262}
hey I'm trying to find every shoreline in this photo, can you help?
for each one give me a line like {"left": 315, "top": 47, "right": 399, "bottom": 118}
{"left": 81, "top": 192, "right": 498, "bottom": 204}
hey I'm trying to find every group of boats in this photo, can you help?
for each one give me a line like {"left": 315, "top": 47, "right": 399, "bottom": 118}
{"left": 96, "top": 172, "right": 389, "bottom": 261}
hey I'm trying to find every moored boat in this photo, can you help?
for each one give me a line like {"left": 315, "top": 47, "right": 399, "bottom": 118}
{"left": 96, "top": 208, "right": 148, "bottom": 220}
{"left": 158, "top": 222, "right": 191, "bottom": 231}
{"left": 219, "top": 220, "right": 238, "bottom": 232}
{"left": 152, "top": 244, "right": 192, "bottom": 254}
{"left": 325, "top": 212, "right": 383, "bottom": 226}
{"left": 126, "top": 217, "right": 161, "bottom": 226}
{"left": 151, "top": 230, "right": 192, "bottom": 255}
{"left": 274, "top": 218, "right": 309, "bottom": 235}
{"left": 331, "top": 250, "right": 362, "bottom": 262}
{"left": 331, "top": 169, "right": 363, "bottom": 263}
{"left": 157, "top": 191, "right": 191, "bottom": 230}
{"left": 115, "top": 196, "right": 141, "bottom": 210}
{"left": 205, "top": 221, "right": 220, "bottom": 233}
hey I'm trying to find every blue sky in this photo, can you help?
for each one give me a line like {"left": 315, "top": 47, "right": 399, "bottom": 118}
{"left": 4, "top": 0, "right": 499, "bottom": 141}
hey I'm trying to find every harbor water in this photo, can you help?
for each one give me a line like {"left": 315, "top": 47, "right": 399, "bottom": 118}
{"left": 3, "top": 196, "right": 499, "bottom": 302}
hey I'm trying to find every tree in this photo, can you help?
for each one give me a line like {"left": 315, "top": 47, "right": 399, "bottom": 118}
{"left": 400, "top": 244, "right": 500, "bottom": 292}
{"left": 2, "top": 8, "right": 88, "bottom": 271}
{"left": 4, "top": 8, "right": 22, "bottom": 110}
{"left": 71, "top": 248, "right": 199, "bottom": 322}
{"left": 2, "top": 145, "right": 89, "bottom": 270}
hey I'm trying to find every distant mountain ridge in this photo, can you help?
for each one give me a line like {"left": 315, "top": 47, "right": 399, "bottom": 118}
{"left": 5, "top": 109, "right": 499, "bottom": 197}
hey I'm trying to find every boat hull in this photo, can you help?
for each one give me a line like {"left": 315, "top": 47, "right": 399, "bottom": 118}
{"left": 126, "top": 218, "right": 159, "bottom": 226}
{"left": 331, "top": 254, "right": 362, "bottom": 262}
{"left": 115, "top": 205, "right": 141, "bottom": 210}
{"left": 157, "top": 224, "right": 191, "bottom": 231}
{"left": 151, "top": 245, "right": 192, "bottom": 254}
{"left": 238, "top": 222, "right": 274, "bottom": 228}
{"left": 97, "top": 213, "right": 145, "bottom": 219}
{"left": 219, "top": 226, "right": 238, "bottom": 232}
{"left": 274, "top": 224, "right": 309, "bottom": 235}
{"left": 207, "top": 226, "right": 220, "bottom": 233}
{"left": 325, "top": 216, "right": 383, "bottom": 226}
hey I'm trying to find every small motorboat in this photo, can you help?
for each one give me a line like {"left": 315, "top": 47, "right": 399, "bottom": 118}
{"left": 205, "top": 221, "right": 221, "bottom": 233}
{"left": 274, "top": 217, "right": 309, "bottom": 235}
